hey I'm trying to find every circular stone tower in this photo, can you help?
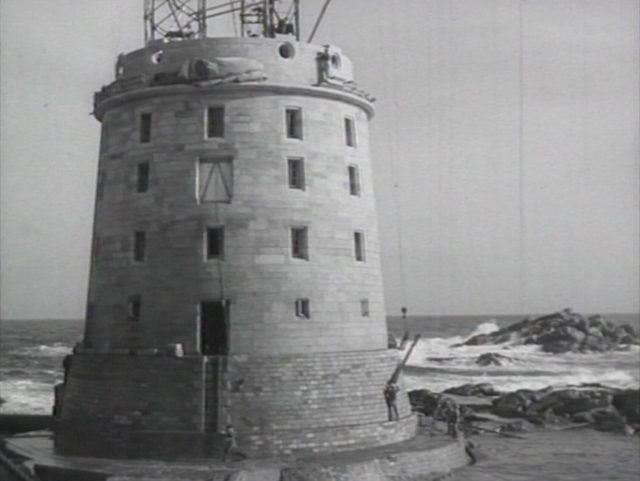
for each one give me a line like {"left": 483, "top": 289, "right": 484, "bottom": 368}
{"left": 56, "top": 3, "right": 416, "bottom": 459}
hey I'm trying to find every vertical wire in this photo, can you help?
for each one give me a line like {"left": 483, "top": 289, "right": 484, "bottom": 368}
{"left": 383, "top": 3, "right": 408, "bottom": 313}
{"left": 518, "top": 0, "right": 525, "bottom": 313}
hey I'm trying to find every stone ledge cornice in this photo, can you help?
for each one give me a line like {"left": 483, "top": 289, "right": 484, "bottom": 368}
{"left": 94, "top": 82, "right": 375, "bottom": 120}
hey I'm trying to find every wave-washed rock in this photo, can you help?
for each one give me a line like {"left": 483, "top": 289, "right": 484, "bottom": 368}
{"left": 453, "top": 309, "right": 640, "bottom": 353}
{"left": 443, "top": 383, "right": 499, "bottom": 397}
{"left": 475, "top": 352, "right": 512, "bottom": 366}
{"left": 409, "top": 384, "right": 640, "bottom": 435}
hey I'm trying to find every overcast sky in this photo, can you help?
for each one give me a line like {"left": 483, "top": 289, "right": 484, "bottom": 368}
{"left": 1, "top": 0, "right": 638, "bottom": 319}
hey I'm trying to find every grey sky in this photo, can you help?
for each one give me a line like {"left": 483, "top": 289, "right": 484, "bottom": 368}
{"left": 1, "top": 0, "right": 638, "bottom": 319}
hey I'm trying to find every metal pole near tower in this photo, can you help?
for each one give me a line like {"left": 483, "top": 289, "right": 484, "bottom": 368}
{"left": 198, "top": 0, "right": 208, "bottom": 38}
{"left": 294, "top": 0, "right": 300, "bottom": 40}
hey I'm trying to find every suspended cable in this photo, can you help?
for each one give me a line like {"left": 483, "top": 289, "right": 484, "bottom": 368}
{"left": 379, "top": 8, "right": 409, "bottom": 325}
{"left": 307, "top": 0, "right": 333, "bottom": 42}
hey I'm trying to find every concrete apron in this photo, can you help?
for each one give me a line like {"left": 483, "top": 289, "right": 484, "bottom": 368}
{"left": 6, "top": 430, "right": 470, "bottom": 481}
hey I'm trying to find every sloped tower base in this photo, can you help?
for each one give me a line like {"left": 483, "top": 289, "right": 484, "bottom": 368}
{"left": 57, "top": 350, "right": 416, "bottom": 458}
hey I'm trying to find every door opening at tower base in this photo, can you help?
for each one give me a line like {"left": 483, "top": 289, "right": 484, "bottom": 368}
{"left": 200, "top": 300, "right": 229, "bottom": 355}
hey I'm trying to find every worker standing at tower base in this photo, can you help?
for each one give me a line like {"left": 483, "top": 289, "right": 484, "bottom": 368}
{"left": 384, "top": 380, "right": 400, "bottom": 421}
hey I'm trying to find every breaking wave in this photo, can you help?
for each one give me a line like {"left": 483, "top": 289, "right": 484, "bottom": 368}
{"left": 399, "top": 321, "right": 640, "bottom": 393}
{"left": 14, "top": 343, "right": 71, "bottom": 357}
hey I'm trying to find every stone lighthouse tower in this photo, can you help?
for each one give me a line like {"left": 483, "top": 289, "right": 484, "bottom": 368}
{"left": 56, "top": 0, "right": 415, "bottom": 458}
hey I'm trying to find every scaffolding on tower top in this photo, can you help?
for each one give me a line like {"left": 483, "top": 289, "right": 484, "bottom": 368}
{"left": 143, "top": 0, "right": 302, "bottom": 44}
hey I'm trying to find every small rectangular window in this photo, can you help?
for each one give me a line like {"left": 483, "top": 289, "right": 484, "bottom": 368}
{"left": 360, "top": 299, "right": 370, "bottom": 317}
{"left": 86, "top": 302, "right": 95, "bottom": 320}
{"left": 96, "top": 170, "right": 106, "bottom": 201}
{"left": 288, "top": 158, "right": 305, "bottom": 190}
{"left": 295, "top": 298, "right": 310, "bottom": 318}
{"left": 93, "top": 236, "right": 101, "bottom": 261}
{"left": 345, "top": 117, "right": 356, "bottom": 147}
{"left": 291, "top": 227, "right": 309, "bottom": 260}
{"left": 285, "top": 108, "right": 303, "bottom": 139}
{"left": 206, "top": 227, "right": 224, "bottom": 259}
{"left": 128, "top": 295, "right": 141, "bottom": 321}
{"left": 198, "top": 157, "right": 233, "bottom": 203}
{"left": 137, "top": 162, "right": 150, "bottom": 193}
{"left": 133, "top": 231, "right": 146, "bottom": 262}
{"left": 354, "top": 231, "right": 365, "bottom": 262}
{"left": 206, "top": 106, "right": 225, "bottom": 138}
{"left": 140, "top": 113, "right": 152, "bottom": 143}
{"left": 348, "top": 165, "right": 360, "bottom": 196}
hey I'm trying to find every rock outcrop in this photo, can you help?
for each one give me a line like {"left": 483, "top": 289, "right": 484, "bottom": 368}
{"left": 443, "top": 383, "right": 499, "bottom": 397}
{"left": 455, "top": 309, "right": 639, "bottom": 353}
{"left": 475, "top": 352, "right": 512, "bottom": 366}
{"left": 409, "top": 384, "right": 640, "bottom": 435}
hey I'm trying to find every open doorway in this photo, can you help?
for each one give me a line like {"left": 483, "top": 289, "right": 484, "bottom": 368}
{"left": 200, "top": 300, "right": 229, "bottom": 355}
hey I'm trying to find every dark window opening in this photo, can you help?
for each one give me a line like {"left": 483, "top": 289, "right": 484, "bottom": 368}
{"left": 133, "top": 231, "right": 146, "bottom": 262}
{"left": 137, "top": 162, "right": 150, "bottom": 193}
{"left": 295, "top": 298, "right": 310, "bottom": 318}
{"left": 97, "top": 170, "right": 106, "bottom": 201}
{"left": 93, "top": 236, "right": 101, "bottom": 261}
{"left": 128, "top": 295, "right": 141, "bottom": 321}
{"left": 140, "top": 113, "right": 152, "bottom": 143}
{"left": 291, "top": 227, "right": 309, "bottom": 260}
{"left": 288, "top": 158, "right": 305, "bottom": 190}
{"left": 198, "top": 157, "right": 233, "bottom": 203}
{"left": 354, "top": 231, "right": 365, "bottom": 262}
{"left": 206, "top": 106, "right": 225, "bottom": 138}
{"left": 285, "top": 108, "right": 303, "bottom": 139}
{"left": 86, "top": 302, "right": 95, "bottom": 320}
{"left": 206, "top": 227, "right": 224, "bottom": 259}
{"left": 200, "top": 300, "right": 229, "bottom": 355}
{"left": 361, "top": 299, "right": 370, "bottom": 317}
{"left": 345, "top": 117, "right": 356, "bottom": 147}
{"left": 348, "top": 165, "right": 360, "bottom": 196}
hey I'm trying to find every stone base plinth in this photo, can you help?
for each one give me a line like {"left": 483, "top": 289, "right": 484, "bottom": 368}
{"left": 4, "top": 427, "right": 471, "bottom": 481}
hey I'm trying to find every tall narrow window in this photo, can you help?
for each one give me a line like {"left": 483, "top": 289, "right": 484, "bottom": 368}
{"left": 139, "top": 113, "right": 152, "bottom": 143}
{"left": 96, "top": 170, "right": 106, "bottom": 201}
{"left": 86, "top": 302, "right": 95, "bottom": 320}
{"left": 133, "top": 231, "right": 146, "bottom": 262}
{"left": 285, "top": 108, "right": 303, "bottom": 139}
{"left": 198, "top": 157, "right": 233, "bottom": 203}
{"left": 295, "top": 298, "right": 310, "bottom": 318}
{"left": 137, "top": 162, "right": 150, "bottom": 193}
{"left": 345, "top": 117, "right": 356, "bottom": 147}
{"left": 348, "top": 165, "right": 360, "bottom": 196}
{"left": 206, "top": 106, "right": 225, "bottom": 138}
{"left": 288, "top": 157, "right": 305, "bottom": 190}
{"left": 354, "top": 231, "right": 365, "bottom": 262}
{"left": 206, "top": 227, "right": 224, "bottom": 259}
{"left": 360, "top": 299, "right": 370, "bottom": 317}
{"left": 128, "top": 295, "right": 141, "bottom": 321}
{"left": 291, "top": 227, "right": 309, "bottom": 260}
{"left": 93, "top": 236, "right": 101, "bottom": 261}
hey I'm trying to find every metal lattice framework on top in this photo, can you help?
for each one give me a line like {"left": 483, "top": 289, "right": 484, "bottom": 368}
{"left": 143, "top": 0, "right": 302, "bottom": 44}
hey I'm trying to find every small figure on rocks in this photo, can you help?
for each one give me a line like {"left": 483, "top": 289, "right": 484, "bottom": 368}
{"left": 447, "top": 402, "right": 460, "bottom": 437}
{"left": 465, "top": 439, "right": 477, "bottom": 465}
{"left": 222, "top": 424, "right": 247, "bottom": 462}
{"left": 435, "top": 397, "right": 460, "bottom": 437}
{"left": 384, "top": 380, "right": 400, "bottom": 421}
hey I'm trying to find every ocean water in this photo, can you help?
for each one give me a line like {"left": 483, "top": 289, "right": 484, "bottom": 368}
{"left": 0, "top": 319, "right": 83, "bottom": 414}
{"left": 1, "top": 315, "right": 639, "bottom": 480}
{"left": 387, "top": 314, "right": 640, "bottom": 393}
